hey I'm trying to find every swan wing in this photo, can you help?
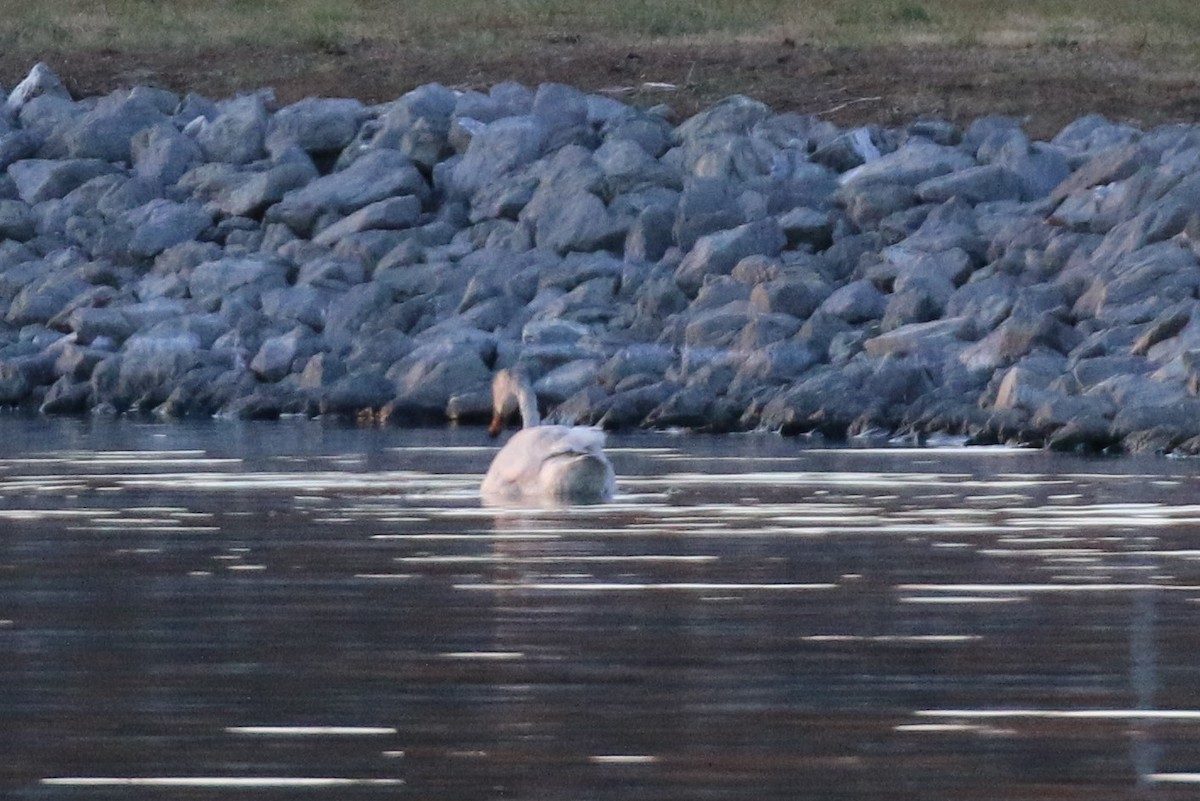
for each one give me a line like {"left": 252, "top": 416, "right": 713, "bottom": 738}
{"left": 539, "top": 425, "right": 607, "bottom": 458}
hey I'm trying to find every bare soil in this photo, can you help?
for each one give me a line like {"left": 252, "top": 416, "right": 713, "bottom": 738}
{"left": 4, "top": 36, "right": 1199, "bottom": 138}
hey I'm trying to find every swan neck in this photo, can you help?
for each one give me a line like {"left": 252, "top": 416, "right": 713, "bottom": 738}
{"left": 516, "top": 382, "right": 540, "bottom": 428}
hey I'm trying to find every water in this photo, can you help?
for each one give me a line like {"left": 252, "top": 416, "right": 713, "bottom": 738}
{"left": 4, "top": 416, "right": 1200, "bottom": 800}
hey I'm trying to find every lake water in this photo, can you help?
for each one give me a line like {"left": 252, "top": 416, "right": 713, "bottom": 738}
{"left": 4, "top": 416, "right": 1200, "bottom": 800}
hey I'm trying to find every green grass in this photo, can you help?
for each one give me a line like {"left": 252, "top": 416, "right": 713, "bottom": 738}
{"left": 5, "top": 0, "right": 1200, "bottom": 54}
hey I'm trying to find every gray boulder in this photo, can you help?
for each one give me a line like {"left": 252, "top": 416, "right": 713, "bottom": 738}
{"left": 531, "top": 190, "right": 625, "bottom": 254}
{"left": 8, "top": 159, "right": 120, "bottom": 203}
{"left": 778, "top": 206, "right": 833, "bottom": 250}
{"left": 250, "top": 327, "right": 321, "bottom": 382}
{"left": 6, "top": 63, "right": 70, "bottom": 114}
{"left": 206, "top": 161, "right": 318, "bottom": 218}
{"left": 624, "top": 204, "right": 676, "bottom": 263}
{"left": 986, "top": 133, "right": 1072, "bottom": 200}
{"left": 322, "top": 281, "right": 399, "bottom": 348}
{"left": 6, "top": 273, "right": 91, "bottom": 326}
{"left": 0, "top": 361, "right": 33, "bottom": 404}
{"left": 19, "top": 95, "right": 82, "bottom": 155}
{"left": 811, "top": 126, "right": 886, "bottom": 172}
{"left": 268, "top": 148, "right": 427, "bottom": 234}
{"left": 188, "top": 256, "right": 290, "bottom": 311}
{"left": 756, "top": 363, "right": 877, "bottom": 436}
{"left": 124, "top": 199, "right": 212, "bottom": 259}
{"left": 312, "top": 195, "right": 423, "bottom": 247}
{"left": 730, "top": 342, "right": 818, "bottom": 390}
{"left": 1074, "top": 242, "right": 1200, "bottom": 325}
{"left": 260, "top": 285, "right": 332, "bottom": 330}
{"left": 1050, "top": 143, "right": 1150, "bottom": 202}
{"left": 594, "top": 138, "right": 679, "bottom": 194}
{"left": 675, "top": 94, "right": 772, "bottom": 143}
{"left": 62, "top": 92, "right": 167, "bottom": 163}
{"left": 683, "top": 303, "right": 755, "bottom": 348}
{"left": 987, "top": 355, "right": 1068, "bottom": 413}
{"left": 840, "top": 140, "right": 976, "bottom": 188}
{"left": 0, "top": 131, "right": 38, "bottom": 170}
{"left": 385, "top": 341, "right": 492, "bottom": 419}
{"left": 267, "top": 97, "right": 366, "bottom": 155}
{"left": 1052, "top": 114, "right": 1141, "bottom": 157}
{"left": 131, "top": 125, "right": 203, "bottom": 186}
{"left": 602, "top": 111, "right": 672, "bottom": 158}
{"left": 596, "top": 382, "right": 673, "bottom": 429}
{"left": 817, "top": 279, "right": 887, "bottom": 323}
{"left": 916, "top": 164, "right": 1023, "bottom": 205}
{"left": 674, "top": 218, "right": 785, "bottom": 295}
{"left": 192, "top": 93, "right": 270, "bottom": 165}
{"left": 839, "top": 182, "right": 919, "bottom": 231}
{"left": 63, "top": 306, "right": 136, "bottom": 344}
{"left": 318, "top": 371, "right": 397, "bottom": 415}
{"left": 864, "top": 316, "right": 973, "bottom": 361}
{"left": 959, "top": 313, "right": 1079, "bottom": 373}
{"left": 749, "top": 277, "right": 830, "bottom": 319}
{"left": 40, "top": 376, "right": 92, "bottom": 414}
{"left": 881, "top": 275, "right": 951, "bottom": 331}
{"left": 0, "top": 199, "right": 35, "bottom": 240}
{"left": 295, "top": 254, "right": 366, "bottom": 289}
{"left": 531, "top": 82, "right": 591, "bottom": 148}
{"left": 448, "top": 116, "right": 549, "bottom": 199}
{"left": 673, "top": 177, "right": 744, "bottom": 250}
{"left": 534, "top": 359, "right": 603, "bottom": 403}
{"left": 108, "top": 330, "right": 205, "bottom": 408}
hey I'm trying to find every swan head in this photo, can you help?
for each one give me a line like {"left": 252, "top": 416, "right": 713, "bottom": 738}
{"left": 488, "top": 368, "right": 540, "bottom": 437}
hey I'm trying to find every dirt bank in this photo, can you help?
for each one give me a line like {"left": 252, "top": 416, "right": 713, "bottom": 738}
{"left": 4, "top": 37, "right": 1198, "bottom": 138}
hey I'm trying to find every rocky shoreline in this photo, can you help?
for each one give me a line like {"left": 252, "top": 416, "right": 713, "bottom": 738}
{"left": 2, "top": 63, "right": 1200, "bottom": 454}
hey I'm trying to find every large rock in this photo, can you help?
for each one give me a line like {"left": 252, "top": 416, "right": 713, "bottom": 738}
{"left": 124, "top": 199, "right": 212, "bottom": 259}
{"left": 188, "top": 256, "right": 290, "bottom": 311}
{"left": 864, "top": 316, "right": 974, "bottom": 362}
{"left": 447, "top": 116, "right": 549, "bottom": 199}
{"left": 385, "top": 341, "right": 492, "bottom": 418}
{"left": 916, "top": 164, "right": 1023, "bottom": 205}
{"left": 675, "top": 94, "right": 772, "bottom": 143}
{"left": 8, "top": 159, "right": 120, "bottom": 203}
{"left": 0, "top": 199, "right": 35, "bottom": 240}
{"left": 1074, "top": 242, "right": 1200, "bottom": 325}
{"left": 62, "top": 91, "right": 168, "bottom": 163}
{"left": 206, "top": 161, "right": 318, "bottom": 218}
{"left": 267, "top": 97, "right": 366, "bottom": 156}
{"left": 6, "top": 273, "right": 91, "bottom": 326}
{"left": 840, "top": 140, "right": 976, "bottom": 188}
{"left": 594, "top": 138, "right": 679, "bottom": 194}
{"left": 103, "top": 329, "right": 205, "bottom": 408}
{"left": 312, "top": 195, "right": 423, "bottom": 246}
{"left": 191, "top": 93, "right": 271, "bottom": 165}
{"left": 132, "top": 125, "right": 203, "bottom": 186}
{"left": 674, "top": 218, "right": 785, "bottom": 295}
{"left": 817, "top": 279, "right": 887, "bottom": 324}
{"left": 250, "top": 327, "right": 321, "bottom": 382}
{"left": 6, "top": 63, "right": 70, "bottom": 114}
{"left": 531, "top": 190, "right": 625, "bottom": 254}
{"left": 0, "top": 131, "right": 39, "bottom": 170}
{"left": 673, "top": 177, "right": 744, "bottom": 250}
{"left": 268, "top": 148, "right": 428, "bottom": 234}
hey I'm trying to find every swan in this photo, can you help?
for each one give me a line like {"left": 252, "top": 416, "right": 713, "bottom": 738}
{"left": 481, "top": 369, "right": 616, "bottom": 506}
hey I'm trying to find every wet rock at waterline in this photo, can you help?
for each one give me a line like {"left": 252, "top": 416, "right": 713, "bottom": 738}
{"left": 4, "top": 61, "right": 1200, "bottom": 455}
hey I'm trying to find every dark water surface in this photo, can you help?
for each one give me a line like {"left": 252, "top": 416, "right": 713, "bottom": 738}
{"left": 4, "top": 417, "right": 1200, "bottom": 800}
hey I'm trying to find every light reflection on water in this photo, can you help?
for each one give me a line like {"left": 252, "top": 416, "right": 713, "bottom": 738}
{"left": 4, "top": 417, "right": 1200, "bottom": 799}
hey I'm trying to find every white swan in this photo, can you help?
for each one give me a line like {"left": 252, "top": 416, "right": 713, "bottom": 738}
{"left": 481, "top": 369, "right": 616, "bottom": 506}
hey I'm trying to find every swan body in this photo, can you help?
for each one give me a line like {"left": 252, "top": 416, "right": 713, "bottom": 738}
{"left": 481, "top": 369, "right": 615, "bottom": 506}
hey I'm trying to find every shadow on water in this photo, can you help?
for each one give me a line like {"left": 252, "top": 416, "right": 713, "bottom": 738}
{"left": 4, "top": 416, "right": 1200, "bottom": 799}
